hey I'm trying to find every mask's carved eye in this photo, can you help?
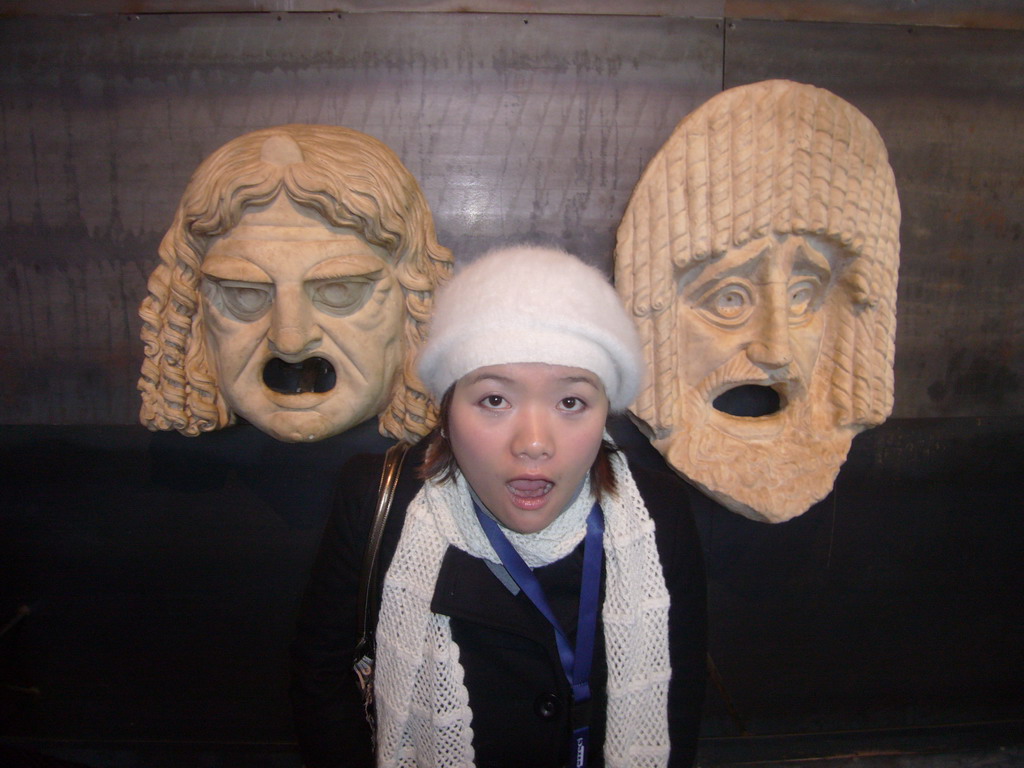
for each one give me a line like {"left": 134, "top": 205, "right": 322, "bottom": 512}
{"left": 788, "top": 277, "right": 824, "bottom": 322}
{"left": 307, "top": 277, "right": 376, "bottom": 316}
{"left": 202, "top": 278, "right": 273, "bottom": 322}
{"left": 695, "top": 282, "right": 754, "bottom": 327}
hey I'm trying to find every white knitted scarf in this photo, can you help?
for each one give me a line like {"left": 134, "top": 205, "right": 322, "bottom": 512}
{"left": 373, "top": 449, "right": 672, "bottom": 767}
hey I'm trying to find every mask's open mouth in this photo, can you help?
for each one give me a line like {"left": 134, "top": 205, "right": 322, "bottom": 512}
{"left": 263, "top": 357, "right": 337, "bottom": 395}
{"left": 713, "top": 384, "right": 783, "bottom": 418}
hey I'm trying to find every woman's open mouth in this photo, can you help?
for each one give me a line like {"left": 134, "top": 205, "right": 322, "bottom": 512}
{"left": 506, "top": 478, "right": 554, "bottom": 510}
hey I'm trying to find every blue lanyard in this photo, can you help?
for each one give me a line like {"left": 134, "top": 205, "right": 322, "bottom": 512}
{"left": 474, "top": 501, "right": 604, "bottom": 768}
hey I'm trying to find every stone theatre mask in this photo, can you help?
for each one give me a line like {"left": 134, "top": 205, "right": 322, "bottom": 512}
{"left": 616, "top": 80, "right": 900, "bottom": 522}
{"left": 139, "top": 124, "right": 452, "bottom": 443}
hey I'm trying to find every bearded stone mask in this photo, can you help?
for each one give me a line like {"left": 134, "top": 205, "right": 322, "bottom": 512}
{"left": 616, "top": 80, "right": 900, "bottom": 523}
{"left": 139, "top": 125, "right": 452, "bottom": 443}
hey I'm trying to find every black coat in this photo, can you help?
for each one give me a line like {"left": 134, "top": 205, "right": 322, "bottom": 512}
{"left": 291, "top": 440, "right": 707, "bottom": 767}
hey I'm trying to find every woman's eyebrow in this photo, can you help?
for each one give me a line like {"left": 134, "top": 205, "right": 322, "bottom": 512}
{"left": 466, "top": 372, "right": 515, "bottom": 386}
{"left": 559, "top": 375, "right": 600, "bottom": 387}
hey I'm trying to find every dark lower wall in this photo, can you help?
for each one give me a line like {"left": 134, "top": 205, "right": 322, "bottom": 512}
{"left": 2, "top": 418, "right": 1022, "bottom": 755}
{"left": 694, "top": 417, "right": 1024, "bottom": 736}
{"left": 0, "top": 420, "right": 390, "bottom": 746}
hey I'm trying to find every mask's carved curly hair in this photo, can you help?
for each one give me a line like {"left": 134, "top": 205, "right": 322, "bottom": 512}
{"left": 138, "top": 124, "right": 452, "bottom": 441}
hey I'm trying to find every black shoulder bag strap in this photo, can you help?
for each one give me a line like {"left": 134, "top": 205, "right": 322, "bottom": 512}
{"left": 352, "top": 441, "right": 410, "bottom": 740}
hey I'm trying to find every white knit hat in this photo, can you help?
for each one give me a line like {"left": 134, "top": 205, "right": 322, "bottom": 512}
{"left": 417, "top": 245, "right": 643, "bottom": 411}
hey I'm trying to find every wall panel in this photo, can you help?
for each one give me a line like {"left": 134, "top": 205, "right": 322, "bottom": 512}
{"left": 0, "top": 12, "right": 721, "bottom": 424}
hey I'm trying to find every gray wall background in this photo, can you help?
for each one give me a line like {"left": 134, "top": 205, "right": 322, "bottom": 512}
{"left": 2, "top": 5, "right": 1021, "bottom": 426}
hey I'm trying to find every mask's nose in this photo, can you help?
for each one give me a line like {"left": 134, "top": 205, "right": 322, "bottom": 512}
{"left": 267, "top": 285, "right": 322, "bottom": 359}
{"left": 745, "top": 282, "right": 794, "bottom": 371}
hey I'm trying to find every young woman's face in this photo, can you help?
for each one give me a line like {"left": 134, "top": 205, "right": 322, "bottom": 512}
{"left": 448, "top": 362, "right": 610, "bottom": 534}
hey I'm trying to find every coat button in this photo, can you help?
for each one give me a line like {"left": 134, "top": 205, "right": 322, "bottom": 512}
{"left": 533, "top": 692, "right": 560, "bottom": 720}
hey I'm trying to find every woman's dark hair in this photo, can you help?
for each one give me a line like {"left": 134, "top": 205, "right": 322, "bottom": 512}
{"left": 418, "top": 386, "right": 619, "bottom": 500}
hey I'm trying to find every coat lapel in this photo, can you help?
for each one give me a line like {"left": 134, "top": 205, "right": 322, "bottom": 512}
{"left": 430, "top": 545, "right": 554, "bottom": 645}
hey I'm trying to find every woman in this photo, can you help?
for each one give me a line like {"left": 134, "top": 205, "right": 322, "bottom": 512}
{"left": 291, "top": 246, "right": 707, "bottom": 767}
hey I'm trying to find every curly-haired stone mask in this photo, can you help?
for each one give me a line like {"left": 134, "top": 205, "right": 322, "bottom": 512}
{"left": 139, "top": 125, "right": 452, "bottom": 443}
{"left": 198, "top": 195, "right": 405, "bottom": 442}
{"left": 616, "top": 81, "right": 900, "bottom": 523}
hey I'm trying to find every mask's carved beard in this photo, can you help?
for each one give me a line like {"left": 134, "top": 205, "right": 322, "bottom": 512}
{"left": 658, "top": 358, "right": 854, "bottom": 523}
